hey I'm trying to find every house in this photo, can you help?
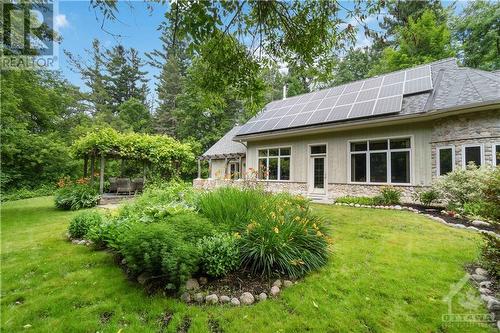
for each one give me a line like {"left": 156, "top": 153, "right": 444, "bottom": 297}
{"left": 194, "top": 58, "right": 500, "bottom": 202}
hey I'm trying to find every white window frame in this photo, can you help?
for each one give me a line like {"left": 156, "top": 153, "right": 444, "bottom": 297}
{"left": 257, "top": 146, "right": 292, "bottom": 181}
{"left": 493, "top": 143, "right": 500, "bottom": 166}
{"left": 347, "top": 136, "right": 413, "bottom": 185}
{"left": 461, "top": 144, "right": 484, "bottom": 168}
{"left": 436, "top": 146, "right": 455, "bottom": 176}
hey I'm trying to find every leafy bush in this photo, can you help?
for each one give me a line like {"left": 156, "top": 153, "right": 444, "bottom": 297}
{"left": 480, "top": 234, "right": 499, "bottom": 280}
{"left": 481, "top": 167, "right": 500, "bottom": 221}
{"left": 198, "top": 233, "right": 240, "bottom": 277}
{"left": 379, "top": 186, "right": 402, "bottom": 205}
{"left": 165, "top": 213, "right": 216, "bottom": 242}
{"left": 68, "top": 211, "right": 103, "bottom": 239}
{"left": 412, "top": 188, "right": 440, "bottom": 206}
{"left": 54, "top": 184, "right": 100, "bottom": 210}
{"left": 335, "top": 196, "right": 376, "bottom": 205}
{"left": 238, "top": 198, "right": 330, "bottom": 278}
{"left": 87, "top": 218, "right": 136, "bottom": 250}
{"left": 117, "top": 223, "right": 200, "bottom": 291}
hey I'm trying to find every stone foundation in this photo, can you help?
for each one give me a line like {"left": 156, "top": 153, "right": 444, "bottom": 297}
{"left": 193, "top": 179, "right": 426, "bottom": 203}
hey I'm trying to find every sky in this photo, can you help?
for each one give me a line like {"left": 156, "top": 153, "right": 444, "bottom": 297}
{"left": 56, "top": 0, "right": 465, "bottom": 99}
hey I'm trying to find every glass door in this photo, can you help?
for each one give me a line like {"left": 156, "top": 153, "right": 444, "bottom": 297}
{"left": 309, "top": 145, "right": 327, "bottom": 194}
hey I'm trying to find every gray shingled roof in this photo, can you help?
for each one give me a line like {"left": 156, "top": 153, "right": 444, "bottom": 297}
{"left": 201, "top": 126, "right": 246, "bottom": 158}
{"left": 234, "top": 58, "right": 500, "bottom": 138}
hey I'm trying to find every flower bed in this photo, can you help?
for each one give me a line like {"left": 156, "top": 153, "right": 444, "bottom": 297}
{"left": 68, "top": 182, "right": 331, "bottom": 305}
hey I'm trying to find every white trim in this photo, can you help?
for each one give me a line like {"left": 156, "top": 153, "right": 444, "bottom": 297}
{"left": 257, "top": 146, "right": 292, "bottom": 181}
{"left": 436, "top": 146, "right": 455, "bottom": 176}
{"left": 492, "top": 143, "right": 500, "bottom": 166}
{"left": 461, "top": 144, "right": 484, "bottom": 168}
{"left": 307, "top": 143, "right": 328, "bottom": 195}
{"left": 347, "top": 135, "right": 413, "bottom": 185}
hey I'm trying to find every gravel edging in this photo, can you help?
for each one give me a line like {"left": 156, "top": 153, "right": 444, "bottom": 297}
{"left": 333, "top": 202, "right": 499, "bottom": 238}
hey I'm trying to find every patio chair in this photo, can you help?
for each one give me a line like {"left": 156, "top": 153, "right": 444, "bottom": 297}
{"left": 132, "top": 178, "right": 144, "bottom": 194}
{"left": 108, "top": 177, "right": 117, "bottom": 193}
{"left": 116, "top": 178, "right": 133, "bottom": 195}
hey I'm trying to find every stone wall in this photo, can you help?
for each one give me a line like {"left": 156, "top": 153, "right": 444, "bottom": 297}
{"left": 431, "top": 110, "right": 500, "bottom": 177}
{"left": 193, "top": 179, "right": 308, "bottom": 196}
{"left": 327, "top": 183, "right": 426, "bottom": 203}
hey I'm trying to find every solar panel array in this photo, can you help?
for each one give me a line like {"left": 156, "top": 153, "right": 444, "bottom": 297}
{"left": 238, "top": 64, "right": 433, "bottom": 136}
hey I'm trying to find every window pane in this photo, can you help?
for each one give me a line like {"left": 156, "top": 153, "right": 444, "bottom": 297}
{"left": 280, "top": 147, "right": 291, "bottom": 156}
{"left": 280, "top": 157, "right": 290, "bottom": 180}
{"left": 439, "top": 148, "right": 453, "bottom": 175}
{"left": 390, "top": 138, "right": 411, "bottom": 149}
{"left": 391, "top": 151, "right": 410, "bottom": 183}
{"left": 495, "top": 145, "right": 500, "bottom": 165}
{"left": 351, "top": 153, "right": 366, "bottom": 182}
{"left": 370, "top": 152, "right": 387, "bottom": 182}
{"left": 350, "top": 142, "right": 367, "bottom": 152}
{"left": 269, "top": 148, "right": 279, "bottom": 156}
{"left": 258, "top": 158, "right": 268, "bottom": 179}
{"left": 314, "top": 158, "right": 325, "bottom": 188}
{"left": 369, "top": 140, "right": 388, "bottom": 150}
{"left": 465, "top": 146, "right": 482, "bottom": 167}
{"left": 258, "top": 150, "right": 267, "bottom": 157}
{"left": 311, "top": 145, "right": 327, "bottom": 154}
{"left": 268, "top": 158, "right": 278, "bottom": 180}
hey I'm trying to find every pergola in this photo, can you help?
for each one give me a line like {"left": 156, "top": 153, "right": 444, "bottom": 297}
{"left": 197, "top": 153, "right": 246, "bottom": 179}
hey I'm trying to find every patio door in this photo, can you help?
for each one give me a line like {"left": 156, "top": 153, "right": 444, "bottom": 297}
{"left": 309, "top": 145, "right": 327, "bottom": 195}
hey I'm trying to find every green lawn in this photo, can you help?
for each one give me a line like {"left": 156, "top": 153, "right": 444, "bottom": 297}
{"left": 1, "top": 197, "right": 493, "bottom": 332}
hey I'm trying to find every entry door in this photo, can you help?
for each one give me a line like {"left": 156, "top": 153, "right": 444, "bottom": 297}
{"left": 312, "top": 157, "right": 326, "bottom": 193}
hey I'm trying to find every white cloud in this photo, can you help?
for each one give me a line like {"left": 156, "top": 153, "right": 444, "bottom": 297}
{"left": 54, "top": 14, "right": 69, "bottom": 29}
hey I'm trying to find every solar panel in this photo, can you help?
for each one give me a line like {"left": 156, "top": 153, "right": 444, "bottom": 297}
{"left": 236, "top": 63, "right": 433, "bottom": 136}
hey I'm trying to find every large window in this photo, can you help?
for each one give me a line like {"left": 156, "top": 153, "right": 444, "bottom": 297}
{"left": 437, "top": 146, "right": 454, "bottom": 176}
{"left": 493, "top": 144, "right": 500, "bottom": 166}
{"left": 350, "top": 138, "right": 411, "bottom": 184}
{"left": 463, "top": 145, "right": 483, "bottom": 168}
{"left": 258, "top": 147, "right": 291, "bottom": 180}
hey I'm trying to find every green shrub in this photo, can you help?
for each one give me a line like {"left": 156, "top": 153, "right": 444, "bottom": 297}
{"left": 54, "top": 184, "right": 100, "bottom": 210}
{"left": 68, "top": 211, "right": 103, "bottom": 239}
{"left": 198, "top": 233, "right": 240, "bottom": 277}
{"left": 481, "top": 167, "right": 500, "bottom": 221}
{"left": 412, "top": 188, "right": 440, "bottom": 206}
{"left": 87, "top": 218, "right": 136, "bottom": 250}
{"left": 239, "top": 202, "right": 330, "bottom": 278}
{"left": 117, "top": 223, "right": 200, "bottom": 291}
{"left": 335, "top": 196, "right": 376, "bottom": 205}
{"left": 165, "top": 212, "right": 216, "bottom": 242}
{"left": 196, "top": 187, "right": 269, "bottom": 230}
{"left": 379, "top": 186, "right": 402, "bottom": 205}
{"left": 1, "top": 184, "right": 56, "bottom": 202}
{"left": 480, "top": 234, "right": 499, "bottom": 281}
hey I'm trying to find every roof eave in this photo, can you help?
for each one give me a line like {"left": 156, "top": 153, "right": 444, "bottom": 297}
{"left": 234, "top": 100, "right": 500, "bottom": 142}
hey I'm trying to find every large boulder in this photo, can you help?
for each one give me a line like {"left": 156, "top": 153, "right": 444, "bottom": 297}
{"left": 239, "top": 292, "right": 255, "bottom": 305}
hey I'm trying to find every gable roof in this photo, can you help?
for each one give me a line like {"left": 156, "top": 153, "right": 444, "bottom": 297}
{"left": 201, "top": 126, "right": 246, "bottom": 159}
{"left": 234, "top": 58, "right": 500, "bottom": 139}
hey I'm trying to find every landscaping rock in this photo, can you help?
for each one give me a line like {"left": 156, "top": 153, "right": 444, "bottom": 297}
{"left": 479, "top": 288, "right": 492, "bottom": 295}
{"left": 198, "top": 276, "right": 208, "bottom": 285}
{"left": 205, "top": 294, "right": 218, "bottom": 304}
{"left": 270, "top": 286, "right": 280, "bottom": 296}
{"left": 230, "top": 298, "right": 240, "bottom": 306}
{"left": 283, "top": 280, "right": 293, "bottom": 288}
{"left": 258, "top": 292, "right": 267, "bottom": 301}
{"left": 354, "top": 204, "right": 360, "bottom": 207}
{"left": 239, "top": 292, "right": 255, "bottom": 305}
{"left": 220, "top": 295, "right": 230, "bottom": 303}
{"left": 394, "top": 205, "right": 402, "bottom": 210}
{"left": 488, "top": 299, "right": 500, "bottom": 311}
{"left": 272, "top": 279, "right": 282, "bottom": 288}
{"left": 194, "top": 293, "right": 204, "bottom": 303}
{"left": 137, "top": 273, "right": 149, "bottom": 285}
{"left": 180, "top": 292, "right": 191, "bottom": 303}
{"left": 121, "top": 258, "right": 127, "bottom": 265}
{"left": 471, "top": 274, "right": 488, "bottom": 282}
{"left": 185, "top": 278, "right": 200, "bottom": 290}
{"left": 480, "top": 281, "right": 492, "bottom": 288}
{"left": 475, "top": 267, "right": 488, "bottom": 276}
{"left": 481, "top": 294, "right": 495, "bottom": 303}
{"left": 472, "top": 220, "right": 490, "bottom": 227}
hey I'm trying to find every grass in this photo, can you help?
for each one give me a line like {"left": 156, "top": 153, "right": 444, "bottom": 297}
{"left": 1, "top": 197, "right": 494, "bottom": 332}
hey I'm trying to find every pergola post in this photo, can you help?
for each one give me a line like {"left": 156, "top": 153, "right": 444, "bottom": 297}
{"left": 238, "top": 155, "right": 243, "bottom": 179}
{"left": 99, "top": 154, "right": 105, "bottom": 195}
{"left": 83, "top": 155, "right": 88, "bottom": 178}
{"left": 208, "top": 159, "right": 212, "bottom": 179}
{"left": 90, "top": 153, "right": 95, "bottom": 185}
{"left": 197, "top": 159, "right": 201, "bottom": 179}
{"left": 224, "top": 157, "right": 228, "bottom": 179}
{"left": 120, "top": 159, "right": 125, "bottom": 177}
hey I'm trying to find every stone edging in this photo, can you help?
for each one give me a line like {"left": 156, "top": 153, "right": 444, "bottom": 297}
{"left": 470, "top": 267, "right": 500, "bottom": 329}
{"left": 182, "top": 278, "right": 294, "bottom": 306}
{"left": 333, "top": 202, "right": 499, "bottom": 238}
